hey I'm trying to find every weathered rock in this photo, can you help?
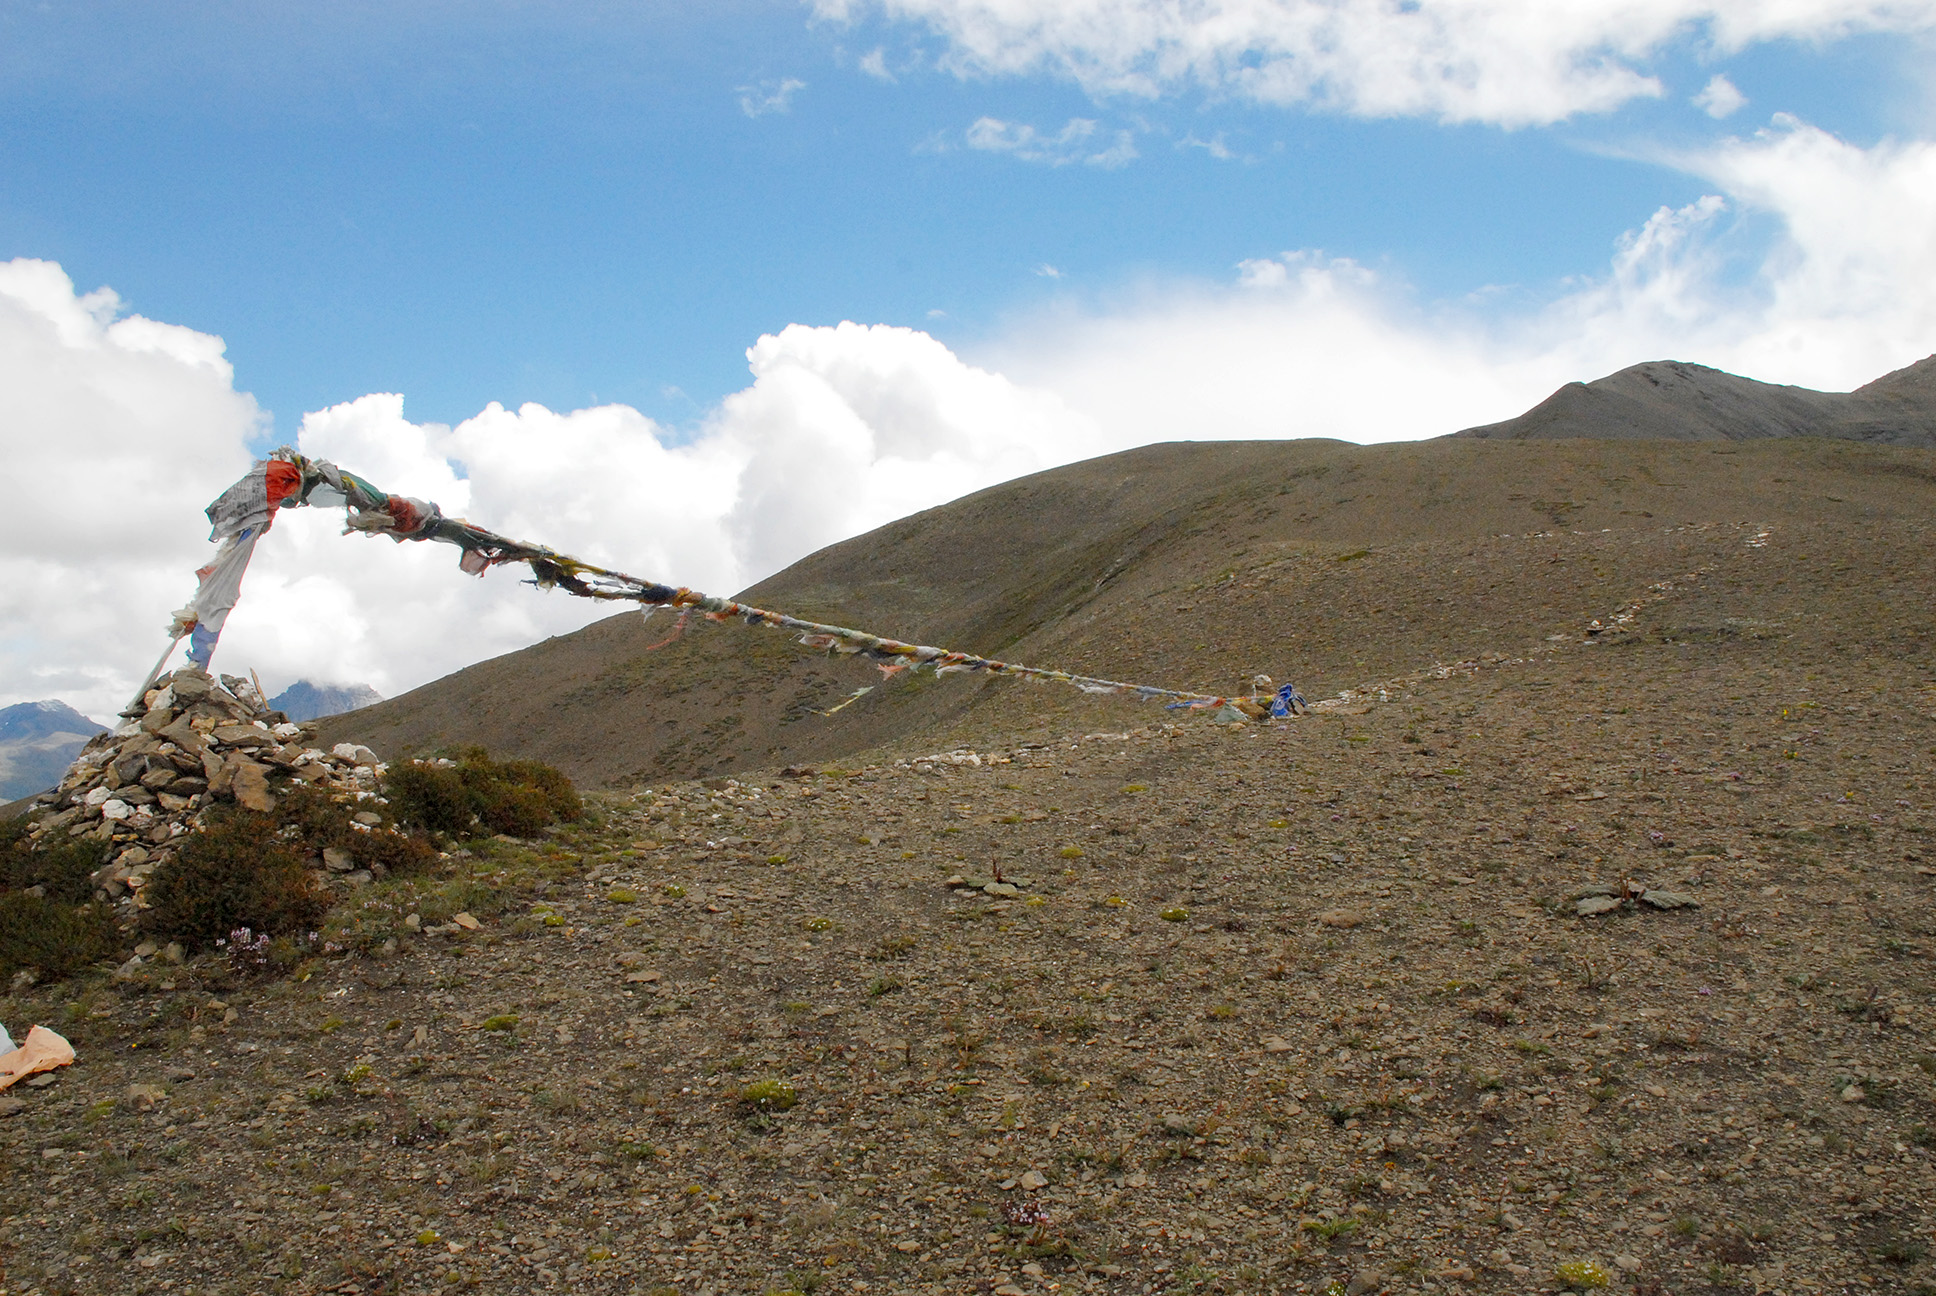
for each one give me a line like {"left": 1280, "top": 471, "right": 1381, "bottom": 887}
{"left": 1640, "top": 890, "right": 1699, "bottom": 910}
{"left": 229, "top": 760, "right": 276, "bottom": 813}
{"left": 211, "top": 724, "right": 275, "bottom": 748}
{"left": 1576, "top": 895, "right": 1622, "bottom": 916}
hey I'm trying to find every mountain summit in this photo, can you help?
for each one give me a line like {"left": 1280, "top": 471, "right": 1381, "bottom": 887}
{"left": 268, "top": 681, "right": 383, "bottom": 723}
{"left": 0, "top": 700, "right": 107, "bottom": 801}
{"left": 1454, "top": 354, "right": 1936, "bottom": 445}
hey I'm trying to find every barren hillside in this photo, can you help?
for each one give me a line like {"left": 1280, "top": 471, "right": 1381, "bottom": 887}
{"left": 323, "top": 436, "right": 1936, "bottom": 788}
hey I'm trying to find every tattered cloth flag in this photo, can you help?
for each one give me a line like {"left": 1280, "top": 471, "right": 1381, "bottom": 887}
{"left": 152, "top": 450, "right": 1307, "bottom": 717}
{"left": 168, "top": 459, "right": 304, "bottom": 670}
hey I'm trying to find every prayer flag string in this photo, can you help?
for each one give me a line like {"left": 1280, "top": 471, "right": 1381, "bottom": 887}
{"left": 157, "top": 452, "right": 1306, "bottom": 720}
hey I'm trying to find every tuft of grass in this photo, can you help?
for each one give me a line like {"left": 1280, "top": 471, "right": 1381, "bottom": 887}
{"left": 740, "top": 1078, "right": 798, "bottom": 1111}
{"left": 1160, "top": 907, "right": 1189, "bottom": 923}
{"left": 480, "top": 1014, "right": 520, "bottom": 1032}
{"left": 1554, "top": 1260, "right": 1610, "bottom": 1290}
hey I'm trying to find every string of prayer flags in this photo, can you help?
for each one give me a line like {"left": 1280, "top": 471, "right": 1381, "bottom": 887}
{"left": 161, "top": 449, "right": 1305, "bottom": 719}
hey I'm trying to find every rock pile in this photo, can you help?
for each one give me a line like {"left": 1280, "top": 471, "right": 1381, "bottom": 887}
{"left": 16, "top": 667, "right": 387, "bottom": 908}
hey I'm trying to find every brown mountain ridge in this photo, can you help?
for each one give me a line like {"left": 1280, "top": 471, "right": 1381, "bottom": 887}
{"left": 321, "top": 351, "right": 1936, "bottom": 786}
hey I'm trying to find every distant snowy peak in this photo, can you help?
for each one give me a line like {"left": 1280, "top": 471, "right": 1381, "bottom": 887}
{"left": 268, "top": 681, "right": 383, "bottom": 723}
{"left": 0, "top": 699, "right": 104, "bottom": 745}
{"left": 0, "top": 700, "right": 106, "bottom": 802}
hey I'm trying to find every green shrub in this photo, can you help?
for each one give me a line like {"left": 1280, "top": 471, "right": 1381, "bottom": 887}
{"left": 0, "top": 892, "right": 120, "bottom": 980}
{"left": 0, "top": 821, "right": 110, "bottom": 905}
{"left": 382, "top": 749, "right": 581, "bottom": 839}
{"left": 352, "top": 827, "right": 441, "bottom": 876}
{"left": 382, "top": 762, "right": 476, "bottom": 836}
{"left": 141, "top": 809, "right": 328, "bottom": 949}
{"left": 477, "top": 782, "right": 552, "bottom": 837}
{"left": 275, "top": 785, "right": 439, "bottom": 877}
{"left": 493, "top": 758, "right": 583, "bottom": 822}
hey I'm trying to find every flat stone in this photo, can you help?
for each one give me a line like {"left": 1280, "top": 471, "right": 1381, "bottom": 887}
{"left": 1576, "top": 895, "right": 1622, "bottom": 916}
{"left": 1261, "top": 1036, "right": 1293, "bottom": 1053}
{"left": 1018, "top": 1169, "right": 1048, "bottom": 1190}
{"left": 167, "top": 671, "right": 212, "bottom": 701}
{"left": 1640, "top": 890, "right": 1699, "bottom": 910}
{"left": 1318, "top": 909, "right": 1362, "bottom": 928}
{"left": 229, "top": 760, "right": 277, "bottom": 813}
{"left": 323, "top": 847, "right": 354, "bottom": 872}
{"left": 211, "top": 725, "right": 276, "bottom": 748}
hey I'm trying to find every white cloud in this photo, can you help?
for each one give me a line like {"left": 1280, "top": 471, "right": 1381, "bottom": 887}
{"left": 812, "top": 0, "right": 1936, "bottom": 126}
{"left": 995, "top": 118, "right": 1936, "bottom": 443}
{"left": 965, "top": 115, "right": 1138, "bottom": 165}
{"left": 0, "top": 259, "right": 260, "bottom": 723}
{"left": 858, "top": 46, "right": 896, "bottom": 80}
{"left": 5, "top": 120, "right": 1934, "bottom": 725}
{"left": 737, "top": 76, "right": 807, "bottom": 117}
{"left": 1693, "top": 73, "right": 1746, "bottom": 117}
{"left": 1179, "top": 131, "right": 1237, "bottom": 160}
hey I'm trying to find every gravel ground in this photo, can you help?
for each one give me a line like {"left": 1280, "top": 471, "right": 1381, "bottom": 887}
{"left": 2, "top": 533, "right": 1933, "bottom": 1296}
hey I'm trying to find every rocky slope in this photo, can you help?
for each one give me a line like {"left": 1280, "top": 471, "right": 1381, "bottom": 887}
{"left": 1, "top": 516, "right": 1932, "bottom": 1293}
{"left": 322, "top": 435, "right": 1936, "bottom": 790}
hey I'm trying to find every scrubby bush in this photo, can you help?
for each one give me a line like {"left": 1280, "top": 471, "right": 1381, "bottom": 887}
{"left": 382, "top": 762, "right": 475, "bottom": 836}
{"left": 383, "top": 749, "right": 581, "bottom": 839}
{"left": 0, "top": 818, "right": 109, "bottom": 905}
{"left": 274, "top": 785, "right": 440, "bottom": 877}
{"left": 142, "top": 809, "right": 328, "bottom": 949}
{"left": 0, "top": 892, "right": 119, "bottom": 981}
{"left": 0, "top": 816, "right": 120, "bottom": 980}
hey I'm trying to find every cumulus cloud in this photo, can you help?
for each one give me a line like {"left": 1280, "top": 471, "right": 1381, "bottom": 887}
{"left": 812, "top": 0, "right": 1936, "bottom": 125}
{"left": 0, "top": 278, "right": 1098, "bottom": 719}
{"left": 965, "top": 115, "right": 1139, "bottom": 166}
{"left": 6, "top": 120, "right": 1934, "bottom": 723}
{"left": 0, "top": 259, "right": 260, "bottom": 722}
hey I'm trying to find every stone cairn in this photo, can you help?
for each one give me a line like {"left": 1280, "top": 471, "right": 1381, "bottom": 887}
{"left": 17, "top": 667, "right": 386, "bottom": 911}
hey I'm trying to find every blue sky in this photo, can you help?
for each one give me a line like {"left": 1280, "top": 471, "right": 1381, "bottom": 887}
{"left": 3, "top": 0, "right": 1926, "bottom": 437}
{"left": 4, "top": 0, "right": 1936, "bottom": 717}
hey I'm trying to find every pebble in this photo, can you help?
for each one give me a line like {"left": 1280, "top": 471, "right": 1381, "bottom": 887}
{"left": 1347, "top": 1268, "right": 1385, "bottom": 1296}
